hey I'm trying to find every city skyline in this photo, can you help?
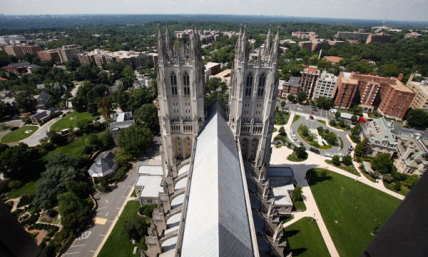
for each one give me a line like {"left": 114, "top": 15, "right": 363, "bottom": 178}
{"left": 0, "top": 0, "right": 427, "bottom": 22}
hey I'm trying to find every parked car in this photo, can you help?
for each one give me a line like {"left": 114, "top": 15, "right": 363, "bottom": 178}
{"left": 309, "top": 147, "right": 320, "bottom": 154}
{"left": 309, "top": 115, "right": 314, "bottom": 119}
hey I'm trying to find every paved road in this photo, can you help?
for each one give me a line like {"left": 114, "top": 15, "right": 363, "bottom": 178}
{"left": 290, "top": 114, "right": 352, "bottom": 157}
{"left": 62, "top": 165, "right": 139, "bottom": 257}
{"left": 276, "top": 100, "right": 336, "bottom": 120}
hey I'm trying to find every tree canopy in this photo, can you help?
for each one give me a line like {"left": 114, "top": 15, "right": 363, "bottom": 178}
{"left": 118, "top": 124, "right": 153, "bottom": 158}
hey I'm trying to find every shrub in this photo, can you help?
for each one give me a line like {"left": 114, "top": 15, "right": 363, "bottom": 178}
{"left": 47, "top": 209, "right": 58, "bottom": 218}
{"left": 278, "top": 126, "right": 286, "bottom": 136}
{"left": 291, "top": 186, "right": 303, "bottom": 202}
{"left": 383, "top": 174, "right": 394, "bottom": 183}
{"left": 332, "top": 155, "right": 341, "bottom": 166}
{"left": 394, "top": 182, "right": 401, "bottom": 191}
{"left": 404, "top": 175, "right": 418, "bottom": 188}
{"left": 342, "top": 155, "right": 353, "bottom": 166}
{"left": 18, "top": 194, "right": 35, "bottom": 207}
{"left": 139, "top": 204, "right": 157, "bottom": 217}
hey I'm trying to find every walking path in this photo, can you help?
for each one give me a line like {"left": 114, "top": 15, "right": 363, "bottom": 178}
{"left": 272, "top": 112, "right": 405, "bottom": 257}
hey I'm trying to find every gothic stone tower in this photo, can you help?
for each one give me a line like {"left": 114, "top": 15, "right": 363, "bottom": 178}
{"left": 157, "top": 25, "right": 205, "bottom": 177}
{"left": 229, "top": 26, "right": 280, "bottom": 169}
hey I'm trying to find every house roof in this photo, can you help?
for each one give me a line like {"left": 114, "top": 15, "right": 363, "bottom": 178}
{"left": 88, "top": 151, "right": 117, "bottom": 177}
{"left": 324, "top": 56, "right": 343, "bottom": 64}
{"left": 181, "top": 103, "right": 254, "bottom": 257}
{"left": 38, "top": 91, "right": 51, "bottom": 104}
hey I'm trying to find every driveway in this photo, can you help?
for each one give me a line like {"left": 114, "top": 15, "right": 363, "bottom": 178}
{"left": 20, "top": 117, "right": 61, "bottom": 147}
{"left": 290, "top": 115, "right": 352, "bottom": 157}
{"left": 277, "top": 101, "right": 336, "bottom": 120}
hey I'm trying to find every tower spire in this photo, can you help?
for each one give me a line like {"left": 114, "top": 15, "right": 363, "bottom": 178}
{"left": 157, "top": 24, "right": 166, "bottom": 62}
{"left": 270, "top": 26, "right": 280, "bottom": 63}
{"left": 164, "top": 22, "right": 172, "bottom": 57}
{"left": 263, "top": 25, "right": 272, "bottom": 59}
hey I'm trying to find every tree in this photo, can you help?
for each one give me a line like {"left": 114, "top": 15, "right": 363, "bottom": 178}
{"left": 134, "top": 104, "right": 159, "bottom": 134}
{"left": 98, "top": 96, "right": 112, "bottom": 119}
{"left": 121, "top": 65, "right": 136, "bottom": 89}
{"left": 127, "top": 88, "right": 154, "bottom": 112}
{"left": 405, "top": 109, "right": 428, "bottom": 129}
{"left": 335, "top": 112, "right": 341, "bottom": 119}
{"left": 295, "top": 147, "right": 307, "bottom": 159}
{"left": 404, "top": 174, "right": 418, "bottom": 188}
{"left": 278, "top": 126, "right": 286, "bottom": 137}
{"left": 371, "top": 153, "right": 394, "bottom": 174}
{"left": 324, "top": 132, "right": 337, "bottom": 145}
{"left": 118, "top": 124, "right": 153, "bottom": 158}
{"left": 0, "top": 143, "right": 42, "bottom": 181}
{"left": 342, "top": 155, "right": 353, "bottom": 166}
{"left": 123, "top": 216, "right": 148, "bottom": 242}
{"left": 33, "top": 153, "right": 85, "bottom": 209}
{"left": 351, "top": 115, "right": 358, "bottom": 123}
{"left": 65, "top": 58, "right": 80, "bottom": 71}
{"left": 297, "top": 91, "right": 307, "bottom": 103}
{"left": 351, "top": 105, "right": 363, "bottom": 116}
{"left": 287, "top": 94, "right": 296, "bottom": 103}
{"left": 332, "top": 155, "right": 341, "bottom": 166}
{"left": 0, "top": 102, "right": 18, "bottom": 121}
{"left": 58, "top": 189, "right": 92, "bottom": 233}
{"left": 354, "top": 139, "right": 368, "bottom": 158}
{"left": 315, "top": 96, "right": 334, "bottom": 110}
{"left": 280, "top": 101, "right": 286, "bottom": 108}
{"left": 291, "top": 186, "right": 303, "bottom": 202}
{"left": 15, "top": 91, "right": 37, "bottom": 113}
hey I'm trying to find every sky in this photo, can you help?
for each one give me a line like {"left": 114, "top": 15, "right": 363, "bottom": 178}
{"left": 0, "top": 0, "right": 427, "bottom": 22}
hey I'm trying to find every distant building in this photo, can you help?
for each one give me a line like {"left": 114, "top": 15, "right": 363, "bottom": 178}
{"left": 395, "top": 135, "right": 428, "bottom": 175}
{"left": 109, "top": 112, "right": 135, "bottom": 144}
{"left": 30, "top": 107, "right": 59, "bottom": 125}
{"left": 59, "top": 44, "right": 82, "bottom": 63}
{"left": 406, "top": 77, "right": 428, "bottom": 111}
{"left": 366, "top": 33, "right": 392, "bottom": 44}
{"left": 78, "top": 49, "right": 148, "bottom": 69}
{"left": 88, "top": 151, "right": 118, "bottom": 179}
{"left": 335, "top": 31, "right": 371, "bottom": 41}
{"left": 334, "top": 72, "right": 415, "bottom": 119}
{"left": 35, "top": 91, "right": 52, "bottom": 109}
{"left": 209, "top": 68, "right": 231, "bottom": 86}
{"left": 0, "top": 35, "right": 26, "bottom": 44}
{"left": 4, "top": 44, "right": 41, "bottom": 58}
{"left": 312, "top": 71, "right": 337, "bottom": 99}
{"left": 405, "top": 32, "right": 421, "bottom": 39}
{"left": 37, "top": 49, "right": 62, "bottom": 63}
{"left": 300, "top": 65, "right": 320, "bottom": 99}
{"left": 204, "top": 62, "right": 221, "bottom": 81}
{"left": 4, "top": 62, "right": 38, "bottom": 75}
{"left": 134, "top": 164, "right": 164, "bottom": 205}
{"left": 277, "top": 77, "right": 300, "bottom": 97}
{"left": 298, "top": 39, "right": 328, "bottom": 51}
{"left": 291, "top": 31, "right": 318, "bottom": 40}
{"left": 361, "top": 117, "right": 398, "bottom": 154}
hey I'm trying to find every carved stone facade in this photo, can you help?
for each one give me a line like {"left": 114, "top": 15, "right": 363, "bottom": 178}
{"left": 143, "top": 25, "right": 292, "bottom": 257}
{"left": 157, "top": 24, "right": 205, "bottom": 178}
{"left": 229, "top": 26, "right": 280, "bottom": 169}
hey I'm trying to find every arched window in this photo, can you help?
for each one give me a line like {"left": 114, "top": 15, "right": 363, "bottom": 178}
{"left": 183, "top": 72, "right": 190, "bottom": 95}
{"left": 171, "top": 72, "right": 177, "bottom": 95}
{"left": 245, "top": 73, "right": 253, "bottom": 97}
{"left": 257, "top": 73, "right": 265, "bottom": 97}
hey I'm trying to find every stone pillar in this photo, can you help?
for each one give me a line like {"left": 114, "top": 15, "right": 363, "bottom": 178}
{"left": 159, "top": 192, "right": 171, "bottom": 212}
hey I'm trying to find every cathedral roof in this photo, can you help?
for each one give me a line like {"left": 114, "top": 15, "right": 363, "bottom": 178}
{"left": 181, "top": 103, "right": 255, "bottom": 257}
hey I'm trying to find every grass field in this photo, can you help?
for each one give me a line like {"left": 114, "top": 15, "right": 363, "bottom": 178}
{"left": 1, "top": 126, "right": 38, "bottom": 143}
{"left": 287, "top": 152, "right": 307, "bottom": 162}
{"left": 292, "top": 115, "right": 301, "bottom": 124}
{"left": 294, "top": 199, "right": 307, "bottom": 212}
{"left": 50, "top": 111, "right": 98, "bottom": 132}
{"left": 325, "top": 160, "right": 360, "bottom": 176}
{"left": 7, "top": 180, "right": 38, "bottom": 198}
{"left": 307, "top": 168, "right": 401, "bottom": 257}
{"left": 284, "top": 217, "right": 330, "bottom": 257}
{"left": 98, "top": 200, "right": 144, "bottom": 257}
{"left": 44, "top": 134, "right": 91, "bottom": 159}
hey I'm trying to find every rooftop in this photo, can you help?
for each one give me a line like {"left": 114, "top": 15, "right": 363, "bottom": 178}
{"left": 135, "top": 175, "right": 163, "bottom": 198}
{"left": 181, "top": 104, "right": 255, "bottom": 257}
{"left": 324, "top": 56, "right": 343, "bottom": 64}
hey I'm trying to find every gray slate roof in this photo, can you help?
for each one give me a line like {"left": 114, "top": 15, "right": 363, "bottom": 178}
{"left": 181, "top": 104, "right": 254, "bottom": 257}
{"left": 88, "top": 151, "right": 117, "bottom": 178}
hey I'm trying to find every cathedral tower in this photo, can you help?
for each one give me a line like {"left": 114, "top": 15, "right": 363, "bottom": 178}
{"left": 229, "top": 25, "right": 280, "bottom": 169}
{"left": 157, "top": 24, "right": 205, "bottom": 177}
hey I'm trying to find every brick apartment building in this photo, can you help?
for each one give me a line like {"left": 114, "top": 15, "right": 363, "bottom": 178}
{"left": 299, "top": 65, "right": 320, "bottom": 99}
{"left": 277, "top": 77, "right": 300, "bottom": 97}
{"left": 3, "top": 43, "right": 41, "bottom": 58}
{"left": 37, "top": 44, "right": 82, "bottom": 64}
{"left": 334, "top": 72, "right": 415, "bottom": 119}
{"left": 37, "top": 49, "right": 62, "bottom": 63}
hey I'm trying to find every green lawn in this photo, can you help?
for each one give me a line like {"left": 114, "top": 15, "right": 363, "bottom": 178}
{"left": 50, "top": 111, "right": 98, "bottom": 132}
{"left": 317, "top": 120, "right": 326, "bottom": 125}
{"left": 325, "top": 160, "right": 360, "bottom": 176}
{"left": 338, "top": 137, "right": 343, "bottom": 149}
{"left": 98, "top": 200, "right": 143, "bottom": 257}
{"left": 292, "top": 115, "right": 301, "bottom": 124}
{"left": 44, "top": 134, "right": 91, "bottom": 159}
{"left": 294, "top": 200, "right": 307, "bottom": 211}
{"left": 1, "top": 126, "right": 38, "bottom": 143}
{"left": 307, "top": 168, "right": 401, "bottom": 257}
{"left": 287, "top": 152, "right": 307, "bottom": 162}
{"left": 7, "top": 180, "right": 38, "bottom": 198}
{"left": 284, "top": 217, "right": 330, "bottom": 257}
